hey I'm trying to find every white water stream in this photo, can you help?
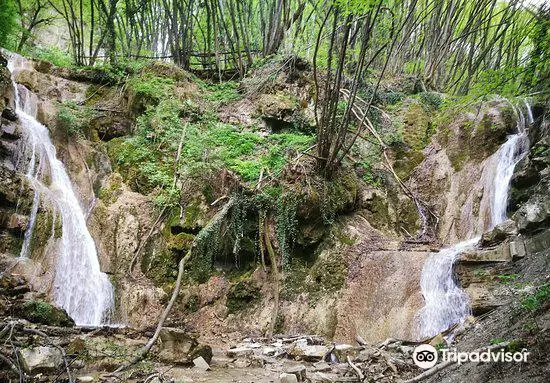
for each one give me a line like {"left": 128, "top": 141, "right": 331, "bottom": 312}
{"left": 7, "top": 54, "right": 114, "bottom": 326}
{"left": 417, "top": 103, "right": 531, "bottom": 339}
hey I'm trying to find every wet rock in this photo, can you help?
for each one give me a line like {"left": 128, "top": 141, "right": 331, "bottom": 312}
{"left": 5, "top": 213, "right": 29, "bottom": 232}
{"left": 157, "top": 327, "right": 198, "bottom": 364}
{"left": 460, "top": 243, "right": 511, "bottom": 262}
{"left": 1, "top": 108, "right": 17, "bottom": 122}
{"left": 1, "top": 121, "right": 20, "bottom": 140}
{"left": 18, "top": 346, "right": 63, "bottom": 373}
{"left": 480, "top": 219, "right": 518, "bottom": 247}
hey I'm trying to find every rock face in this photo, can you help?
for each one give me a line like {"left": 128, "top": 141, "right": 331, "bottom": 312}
{"left": 409, "top": 100, "right": 518, "bottom": 244}
{"left": 18, "top": 346, "right": 63, "bottom": 373}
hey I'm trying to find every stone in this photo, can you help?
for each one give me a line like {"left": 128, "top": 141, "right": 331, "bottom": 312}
{"left": 480, "top": 219, "right": 518, "bottom": 247}
{"left": 514, "top": 195, "right": 550, "bottom": 233}
{"left": 76, "top": 377, "right": 94, "bottom": 382}
{"left": 233, "top": 358, "right": 251, "bottom": 368}
{"left": 332, "top": 344, "right": 361, "bottom": 361}
{"left": 1, "top": 108, "right": 17, "bottom": 122}
{"left": 226, "top": 346, "right": 254, "bottom": 358}
{"left": 284, "top": 365, "right": 307, "bottom": 381}
{"left": 18, "top": 346, "right": 63, "bottom": 373}
{"left": 193, "top": 356, "right": 210, "bottom": 371}
{"left": 460, "top": 243, "right": 511, "bottom": 262}
{"left": 158, "top": 327, "right": 198, "bottom": 364}
{"left": 18, "top": 299, "right": 75, "bottom": 327}
{"left": 189, "top": 343, "right": 213, "bottom": 364}
{"left": 465, "top": 283, "right": 506, "bottom": 315}
{"left": 279, "top": 373, "right": 299, "bottom": 383}
{"left": 288, "top": 344, "right": 330, "bottom": 361}
{"left": 509, "top": 239, "right": 526, "bottom": 260}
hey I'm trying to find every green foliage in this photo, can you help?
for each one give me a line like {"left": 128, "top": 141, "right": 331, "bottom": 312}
{"left": 31, "top": 46, "right": 74, "bottom": 67}
{"left": 127, "top": 74, "right": 175, "bottom": 104}
{"left": 521, "top": 283, "right": 550, "bottom": 312}
{"left": 199, "top": 80, "right": 241, "bottom": 103}
{"left": 0, "top": 0, "right": 17, "bottom": 49}
{"left": 56, "top": 101, "right": 94, "bottom": 137}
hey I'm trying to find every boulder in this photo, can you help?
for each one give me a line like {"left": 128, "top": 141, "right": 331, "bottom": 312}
{"left": 279, "top": 373, "right": 299, "bottom": 383}
{"left": 157, "top": 327, "right": 198, "bottom": 364}
{"left": 18, "top": 346, "right": 63, "bottom": 373}
{"left": 513, "top": 194, "right": 550, "bottom": 233}
{"left": 192, "top": 356, "right": 210, "bottom": 371}
{"left": 1, "top": 108, "right": 17, "bottom": 122}
{"left": 480, "top": 219, "right": 517, "bottom": 247}
{"left": 460, "top": 243, "right": 511, "bottom": 263}
{"left": 18, "top": 299, "right": 75, "bottom": 327}
{"left": 284, "top": 365, "right": 307, "bottom": 382}
{"left": 288, "top": 344, "right": 330, "bottom": 362}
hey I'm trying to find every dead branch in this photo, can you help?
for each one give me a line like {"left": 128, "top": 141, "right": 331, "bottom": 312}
{"left": 347, "top": 355, "right": 365, "bottom": 381}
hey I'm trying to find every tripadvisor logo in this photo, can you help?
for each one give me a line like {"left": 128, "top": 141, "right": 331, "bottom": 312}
{"left": 412, "top": 344, "right": 530, "bottom": 369}
{"left": 413, "top": 344, "right": 438, "bottom": 368}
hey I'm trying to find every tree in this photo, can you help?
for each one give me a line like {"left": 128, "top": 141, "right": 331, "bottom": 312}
{"left": 0, "top": 0, "right": 18, "bottom": 49}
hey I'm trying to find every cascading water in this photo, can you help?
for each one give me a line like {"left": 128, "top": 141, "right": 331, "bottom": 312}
{"left": 416, "top": 102, "right": 531, "bottom": 339}
{"left": 6, "top": 53, "right": 114, "bottom": 326}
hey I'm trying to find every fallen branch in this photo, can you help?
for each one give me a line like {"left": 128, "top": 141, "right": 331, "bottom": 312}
{"left": 347, "top": 355, "right": 365, "bottom": 381}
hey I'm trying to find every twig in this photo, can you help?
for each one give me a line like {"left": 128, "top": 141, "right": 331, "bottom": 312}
{"left": 347, "top": 355, "right": 365, "bottom": 381}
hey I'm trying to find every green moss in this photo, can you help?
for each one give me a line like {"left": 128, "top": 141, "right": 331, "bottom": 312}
{"left": 167, "top": 232, "right": 194, "bottom": 252}
{"left": 182, "top": 199, "right": 206, "bottom": 230}
{"left": 98, "top": 173, "right": 123, "bottom": 204}
{"left": 29, "top": 207, "right": 62, "bottom": 257}
{"left": 307, "top": 251, "right": 347, "bottom": 300}
{"left": 20, "top": 300, "right": 75, "bottom": 327}
{"left": 226, "top": 278, "right": 261, "bottom": 314}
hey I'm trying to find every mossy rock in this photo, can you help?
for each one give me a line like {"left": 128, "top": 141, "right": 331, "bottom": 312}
{"left": 226, "top": 278, "right": 261, "bottom": 314}
{"left": 400, "top": 100, "right": 434, "bottom": 150}
{"left": 167, "top": 198, "right": 210, "bottom": 235}
{"left": 392, "top": 144, "right": 425, "bottom": 179}
{"left": 306, "top": 251, "right": 347, "bottom": 298}
{"left": 167, "top": 232, "right": 194, "bottom": 252}
{"left": 19, "top": 300, "right": 75, "bottom": 327}
{"left": 98, "top": 173, "right": 123, "bottom": 204}
{"left": 29, "top": 207, "right": 62, "bottom": 258}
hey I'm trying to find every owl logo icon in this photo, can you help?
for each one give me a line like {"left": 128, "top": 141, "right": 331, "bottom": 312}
{"left": 413, "top": 344, "right": 438, "bottom": 369}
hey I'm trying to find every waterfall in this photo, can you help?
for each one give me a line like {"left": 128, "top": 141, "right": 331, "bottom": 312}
{"left": 6, "top": 53, "right": 114, "bottom": 326}
{"left": 416, "top": 103, "right": 531, "bottom": 339}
